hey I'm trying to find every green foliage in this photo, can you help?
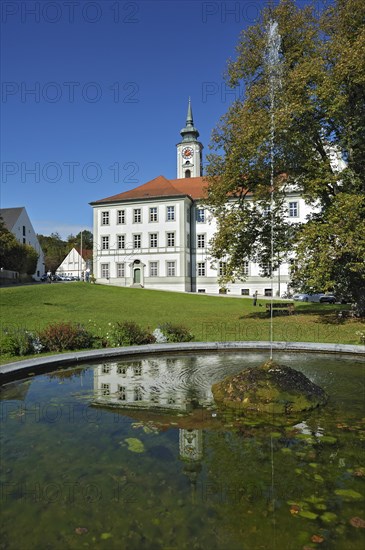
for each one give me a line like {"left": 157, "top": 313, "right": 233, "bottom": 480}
{"left": 0, "top": 216, "right": 39, "bottom": 274}
{"left": 39, "top": 322, "right": 95, "bottom": 352}
{"left": 205, "top": 0, "right": 365, "bottom": 313}
{"left": 22, "top": 244, "right": 39, "bottom": 275}
{"left": 37, "top": 233, "right": 66, "bottom": 272}
{"left": 1, "top": 327, "right": 43, "bottom": 356}
{"left": 159, "top": 323, "right": 194, "bottom": 343}
{"left": 106, "top": 321, "right": 156, "bottom": 347}
{"left": 38, "top": 230, "right": 92, "bottom": 272}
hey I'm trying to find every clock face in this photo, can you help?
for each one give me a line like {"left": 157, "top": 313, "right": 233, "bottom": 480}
{"left": 182, "top": 147, "right": 194, "bottom": 159}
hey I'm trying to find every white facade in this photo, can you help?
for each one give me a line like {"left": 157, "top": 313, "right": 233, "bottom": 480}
{"left": 0, "top": 207, "right": 45, "bottom": 280}
{"left": 91, "top": 102, "right": 312, "bottom": 297}
{"left": 56, "top": 247, "right": 91, "bottom": 279}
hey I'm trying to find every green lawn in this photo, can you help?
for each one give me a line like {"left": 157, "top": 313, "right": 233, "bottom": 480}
{"left": 0, "top": 283, "right": 364, "bottom": 363}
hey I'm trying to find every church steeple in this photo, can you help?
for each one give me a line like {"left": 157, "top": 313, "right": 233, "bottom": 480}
{"left": 180, "top": 98, "right": 200, "bottom": 143}
{"left": 177, "top": 98, "right": 203, "bottom": 178}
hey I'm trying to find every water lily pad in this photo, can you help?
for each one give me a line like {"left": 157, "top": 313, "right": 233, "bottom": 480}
{"left": 319, "top": 436, "right": 337, "bottom": 445}
{"left": 75, "top": 527, "right": 88, "bottom": 535}
{"left": 320, "top": 512, "right": 337, "bottom": 524}
{"left": 299, "top": 510, "right": 318, "bottom": 520}
{"left": 334, "top": 489, "right": 363, "bottom": 501}
{"left": 311, "top": 534, "right": 325, "bottom": 543}
{"left": 349, "top": 516, "right": 365, "bottom": 528}
{"left": 124, "top": 438, "right": 145, "bottom": 453}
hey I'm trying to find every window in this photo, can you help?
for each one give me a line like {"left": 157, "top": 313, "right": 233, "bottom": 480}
{"left": 101, "top": 383, "right": 110, "bottom": 396}
{"left": 243, "top": 261, "right": 249, "bottom": 276}
{"left": 101, "top": 263, "right": 109, "bottom": 278}
{"left": 133, "top": 364, "right": 142, "bottom": 376}
{"left": 117, "top": 235, "right": 125, "bottom": 249}
{"left": 117, "top": 364, "right": 127, "bottom": 375}
{"left": 166, "top": 206, "right": 175, "bottom": 221}
{"left": 185, "top": 169, "right": 191, "bottom": 178}
{"left": 22, "top": 226, "right": 26, "bottom": 236}
{"left": 197, "top": 262, "right": 206, "bottom": 276}
{"left": 265, "top": 289, "right": 272, "bottom": 296}
{"left": 198, "top": 289, "right": 206, "bottom": 293}
{"left": 118, "top": 385, "right": 126, "bottom": 401}
{"left": 197, "top": 234, "right": 205, "bottom": 248}
{"left": 102, "top": 364, "right": 110, "bottom": 374}
{"left": 134, "top": 387, "right": 143, "bottom": 401}
{"left": 117, "top": 263, "right": 125, "bottom": 277}
{"left": 133, "top": 208, "right": 142, "bottom": 223}
{"left": 133, "top": 234, "right": 141, "bottom": 249}
{"left": 101, "top": 236, "right": 109, "bottom": 250}
{"left": 219, "top": 261, "right": 227, "bottom": 276}
{"left": 167, "top": 232, "right": 175, "bottom": 247}
{"left": 241, "top": 289, "right": 250, "bottom": 296}
{"left": 167, "top": 261, "right": 176, "bottom": 276}
{"left": 288, "top": 201, "right": 298, "bottom": 217}
{"left": 196, "top": 208, "right": 205, "bottom": 223}
{"left": 117, "top": 210, "right": 125, "bottom": 224}
{"left": 150, "top": 388, "right": 160, "bottom": 403}
{"left": 150, "top": 233, "right": 158, "bottom": 248}
{"left": 101, "top": 211, "right": 109, "bottom": 225}
{"left": 149, "top": 261, "right": 158, "bottom": 277}
{"left": 149, "top": 207, "right": 158, "bottom": 222}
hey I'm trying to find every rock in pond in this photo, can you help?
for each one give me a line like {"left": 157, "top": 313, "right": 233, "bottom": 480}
{"left": 211, "top": 360, "right": 327, "bottom": 415}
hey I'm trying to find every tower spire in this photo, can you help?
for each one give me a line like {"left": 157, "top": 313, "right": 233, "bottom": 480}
{"left": 186, "top": 97, "right": 193, "bottom": 125}
{"left": 177, "top": 98, "right": 203, "bottom": 178}
{"left": 180, "top": 98, "right": 199, "bottom": 142}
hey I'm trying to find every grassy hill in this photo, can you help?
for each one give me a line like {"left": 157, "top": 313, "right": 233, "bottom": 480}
{"left": 1, "top": 283, "right": 363, "bottom": 353}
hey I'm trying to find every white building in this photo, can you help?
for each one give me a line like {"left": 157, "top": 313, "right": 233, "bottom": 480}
{"left": 91, "top": 101, "right": 311, "bottom": 296}
{"left": 56, "top": 247, "right": 92, "bottom": 279}
{"left": 0, "top": 207, "right": 45, "bottom": 280}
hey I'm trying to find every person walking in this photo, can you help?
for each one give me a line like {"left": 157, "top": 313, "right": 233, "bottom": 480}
{"left": 253, "top": 290, "right": 258, "bottom": 306}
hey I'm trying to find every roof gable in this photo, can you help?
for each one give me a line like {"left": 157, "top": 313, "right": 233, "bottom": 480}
{"left": 91, "top": 176, "right": 208, "bottom": 205}
{"left": 0, "top": 207, "right": 25, "bottom": 230}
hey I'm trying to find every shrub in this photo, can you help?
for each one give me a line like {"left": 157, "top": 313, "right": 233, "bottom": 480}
{"left": 106, "top": 321, "right": 156, "bottom": 347}
{"left": 158, "top": 323, "right": 194, "bottom": 343}
{"left": 1, "top": 327, "right": 43, "bottom": 356}
{"left": 39, "top": 322, "right": 94, "bottom": 352}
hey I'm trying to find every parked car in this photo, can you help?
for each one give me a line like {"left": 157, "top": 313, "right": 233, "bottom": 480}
{"left": 51, "top": 274, "right": 63, "bottom": 281}
{"left": 293, "top": 293, "right": 310, "bottom": 302}
{"left": 293, "top": 293, "right": 336, "bottom": 304}
{"left": 318, "top": 294, "right": 336, "bottom": 304}
{"left": 40, "top": 274, "right": 48, "bottom": 282}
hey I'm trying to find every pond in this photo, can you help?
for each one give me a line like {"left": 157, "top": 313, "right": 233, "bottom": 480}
{"left": 1, "top": 352, "right": 364, "bottom": 549}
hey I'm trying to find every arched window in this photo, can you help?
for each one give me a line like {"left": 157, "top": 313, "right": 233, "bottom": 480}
{"left": 185, "top": 170, "right": 191, "bottom": 178}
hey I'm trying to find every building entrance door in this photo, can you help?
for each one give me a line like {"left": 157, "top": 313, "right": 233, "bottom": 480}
{"left": 133, "top": 268, "right": 141, "bottom": 284}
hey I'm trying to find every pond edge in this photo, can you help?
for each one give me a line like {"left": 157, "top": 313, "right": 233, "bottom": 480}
{"left": 1, "top": 341, "right": 364, "bottom": 382}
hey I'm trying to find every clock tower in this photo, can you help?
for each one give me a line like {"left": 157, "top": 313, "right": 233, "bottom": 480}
{"left": 177, "top": 98, "right": 203, "bottom": 179}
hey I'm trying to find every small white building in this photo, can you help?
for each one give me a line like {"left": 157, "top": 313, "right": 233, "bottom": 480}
{"left": 91, "top": 100, "right": 311, "bottom": 296}
{"left": 0, "top": 207, "right": 45, "bottom": 280}
{"left": 56, "top": 247, "right": 92, "bottom": 279}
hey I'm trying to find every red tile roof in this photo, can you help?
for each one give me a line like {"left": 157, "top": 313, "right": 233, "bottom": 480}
{"left": 90, "top": 175, "right": 209, "bottom": 204}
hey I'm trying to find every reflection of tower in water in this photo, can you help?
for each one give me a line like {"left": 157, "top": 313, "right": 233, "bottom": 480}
{"left": 179, "top": 429, "right": 203, "bottom": 503}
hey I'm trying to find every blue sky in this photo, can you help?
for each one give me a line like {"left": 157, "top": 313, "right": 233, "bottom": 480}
{"left": 1, "top": 0, "right": 311, "bottom": 238}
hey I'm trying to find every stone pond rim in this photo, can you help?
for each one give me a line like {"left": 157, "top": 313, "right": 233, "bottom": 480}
{"left": 211, "top": 359, "right": 328, "bottom": 415}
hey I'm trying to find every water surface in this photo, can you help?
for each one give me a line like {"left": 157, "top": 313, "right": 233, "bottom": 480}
{"left": 1, "top": 352, "right": 364, "bottom": 549}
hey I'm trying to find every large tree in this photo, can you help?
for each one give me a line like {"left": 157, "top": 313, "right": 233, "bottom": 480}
{"left": 205, "top": 0, "right": 365, "bottom": 314}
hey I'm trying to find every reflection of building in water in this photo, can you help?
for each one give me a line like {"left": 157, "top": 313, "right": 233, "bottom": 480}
{"left": 93, "top": 357, "right": 212, "bottom": 411}
{"left": 179, "top": 429, "right": 203, "bottom": 461}
{"left": 179, "top": 429, "right": 203, "bottom": 499}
